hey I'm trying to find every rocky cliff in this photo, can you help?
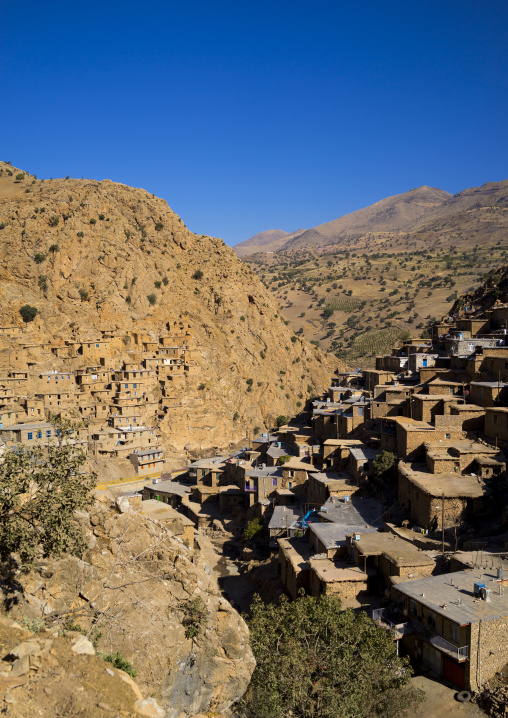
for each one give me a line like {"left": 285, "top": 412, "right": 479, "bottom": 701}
{"left": 0, "top": 163, "right": 338, "bottom": 460}
{"left": 0, "top": 494, "right": 255, "bottom": 717}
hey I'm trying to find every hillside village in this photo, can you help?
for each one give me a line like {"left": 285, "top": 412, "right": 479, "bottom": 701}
{"left": 2, "top": 272, "right": 508, "bottom": 699}
{"left": 135, "top": 287, "right": 508, "bottom": 699}
{"left": 0, "top": 320, "right": 199, "bottom": 481}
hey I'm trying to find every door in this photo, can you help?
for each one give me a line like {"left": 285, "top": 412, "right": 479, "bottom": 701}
{"left": 443, "top": 658, "right": 465, "bottom": 689}
{"left": 422, "top": 642, "right": 443, "bottom": 677}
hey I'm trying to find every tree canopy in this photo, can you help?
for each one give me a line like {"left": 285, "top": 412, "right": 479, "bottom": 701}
{"left": 0, "top": 435, "right": 97, "bottom": 566}
{"left": 372, "top": 450, "right": 397, "bottom": 478}
{"left": 242, "top": 592, "right": 422, "bottom": 718}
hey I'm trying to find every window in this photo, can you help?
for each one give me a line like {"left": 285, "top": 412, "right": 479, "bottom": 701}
{"left": 272, "top": 478, "right": 277, "bottom": 487}
{"left": 37, "top": 431, "right": 42, "bottom": 439}
{"left": 133, "top": 383, "right": 137, "bottom": 388}
{"left": 451, "top": 622, "right": 460, "bottom": 643}
{"left": 410, "top": 599, "right": 418, "bottom": 617}
{"left": 125, "top": 384, "right": 128, "bottom": 389}
{"left": 96, "top": 343, "right": 99, "bottom": 348}
{"left": 27, "top": 432, "right": 33, "bottom": 440}
{"left": 428, "top": 610, "right": 436, "bottom": 628}
{"left": 46, "top": 430, "right": 51, "bottom": 438}
{"left": 445, "top": 433, "right": 450, "bottom": 439}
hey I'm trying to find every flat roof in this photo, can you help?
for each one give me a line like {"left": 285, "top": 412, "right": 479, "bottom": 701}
{"left": 278, "top": 537, "right": 314, "bottom": 571}
{"left": 355, "top": 532, "right": 435, "bottom": 567}
{"left": 247, "top": 466, "right": 282, "bottom": 478}
{"left": 144, "top": 480, "right": 190, "bottom": 497}
{"left": 395, "top": 570, "right": 508, "bottom": 624}
{"left": 138, "top": 500, "right": 194, "bottom": 525}
{"left": 399, "top": 462, "right": 488, "bottom": 498}
{"left": 323, "top": 439, "right": 363, "bottom": 446}
{"left": 0, "top": 421, "right": 52, "bottom": 431}
{"left": 310, "top": 521, "right": 379, "bottom": 550}
{"left": 309, "top": 557, "right": 368, "bottom": 583}
{"left": 269, "top": 506, "right": 303, "bottom": 530}
{"left": 470, "top": 381, "right": 508, "bottom": 388}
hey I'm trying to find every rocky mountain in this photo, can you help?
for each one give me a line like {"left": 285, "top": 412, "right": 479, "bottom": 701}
{"left": 0, "top": 493, "right": 255, "bottom": 717}
{"left": 234, "top": 229, "right": 292, "bottom": 257}
{"left": 0, "top": 163, "right": 338, "bottom": 461}
{"left": 234, "top": 186, "right": 450, "bottom": 256}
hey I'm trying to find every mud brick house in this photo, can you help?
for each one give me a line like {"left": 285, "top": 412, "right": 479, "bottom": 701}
{"left": 391, "top": 570, "right": 508, "bottom": 692}
{"left": 393, "top": 417, "right": 463, "bottom": 460}
{"left": 138, "top": 499, "right": 194, "bottom": 547}
{"left": 321, "top": 438, "right": 363, "bottom": 470}
{"left": 307, "top": 470, "right": 359, "bottom": 507}
{"left": 397, "top": 461, "right": 489, "bottom": 531}
{"left": 347, "top": 531, "right": 435, "bottom": 592}
{"left": 277, "top": 537, "right": 314, "bottom": 599}
{"left": 142, "top": 479, "right": 191, "bottom": 507}
{"left": 308, "top": 557, "right": 369, "bottom": 602}
{"left": 484, "top": 407, "right": 508, "bottom": 444}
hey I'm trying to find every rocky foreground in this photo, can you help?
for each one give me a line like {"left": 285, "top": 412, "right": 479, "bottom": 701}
{"left": 0, "top": 494, "right": 255, "bottom": 717}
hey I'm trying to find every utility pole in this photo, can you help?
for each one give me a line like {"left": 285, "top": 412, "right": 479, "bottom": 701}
{"left": 441, "top": 491, "right": 445, "bottom": 554}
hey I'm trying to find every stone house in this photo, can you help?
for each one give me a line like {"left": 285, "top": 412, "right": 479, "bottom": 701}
{"left": 308, "top": 557, "right": 369, "bottom": 601}
{"left": 277, "top": 537, "right": 314, "bottom": 599}
{"left": 469, "top": 381, "right": 508, "bottom": 407}
{"left": 142, "top": 479, "right": 191, "bottom": 508}
{"left": 129, "top": 447, "right": 164, "bottom": 475}
{"left": 392, "top": 570, "right": 508, "bottom": 691}
{"left": 484, "top": 407, "right": 508, "bottom": 444}
{"left": 394, "top": 417, "right": 464, "bottom": 461}
{"left": 397, "top": 461, "right": 489, "bottom": 531}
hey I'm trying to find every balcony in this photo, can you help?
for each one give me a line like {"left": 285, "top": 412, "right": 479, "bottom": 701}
{"left": 244, "top": 484, "right": 256, "bottom": 493}
{"left": 372, "top": 608, "right": 411, "bottom": 640}
{"left": 412, "top": 622, "right": 469, "bottom": 662}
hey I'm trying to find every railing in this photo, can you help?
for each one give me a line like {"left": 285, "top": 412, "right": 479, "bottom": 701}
{"left": 244, "top": 484, "right": 256, "bottom": 492}
{"left": 412, "top": 622, "right": 469, "bottom": 662}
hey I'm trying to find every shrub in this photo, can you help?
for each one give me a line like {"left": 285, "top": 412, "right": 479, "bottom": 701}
{"left": 182, "top": 597, "right": 209, "bottom": 640}
{"left": 49, "top": 215, "right": 59, "bottom": 227}
{"left": 291, "top": 335, "right": 298, "bottom": 343}
{"left": 98, "top": 214, "right": 105, "bottom": 221}
{"left": 77, "top": 231, "right": 84, "bottom": 238}
{"left": 154, "top": 280, "right": 162, "bottom": 289}
{"left": 34, "top": 253, "right": 46, "bottom": 264}
{"left": 49, "top": 243, "right": 59, "bottom": 252}
{"left": 79, "top": 288, "right": 89, "bottom": 301}
{"left": 246, "top": 378, "right": 254, "bottom": 386}
{"left": 233, "top": 411, "right": 240, "bottom": 421}
{"left": 38, "top": 275, "right": 48, "bottom": 293}
{"left": 101, "top": 652, "right": 137, "bottom": 678}
{"left": 240, "top": 315, "right": 246, "bottom": 322}
{"left": 126, "top": 295, "right": 132, "bottom": 304}
{"left": 20, "top": 305, "right": 38, "bottom": 322}
{"left": 192, "top": 269, "right": 203, "bottom": 280}
{"left": 276, "top": 455, "right": 291, "bottom": 466}
{"left": 276, "top": 415, "right": 289, "bottom": 428}
{"left": 155, "top": 222, "right": 164, "bottom": 231}
{"left": 15, "top": 173, "right": 25, "bottom": 181}
{"left": 147, "top": 293, "right": 157, "bottom": 305}
{"left": 89, "top": 218, "right": 96, "bottom": 225}
{"left": 162, "top": 276, "right": 169, "bottom": 286}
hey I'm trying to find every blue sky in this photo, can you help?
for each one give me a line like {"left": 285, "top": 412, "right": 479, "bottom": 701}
{"left": 2, "top": 1, "right": 507, "bottom": 245}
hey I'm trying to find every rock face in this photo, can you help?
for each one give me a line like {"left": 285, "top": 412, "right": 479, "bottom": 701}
{"left": 0, "top": 163, "right": 339, "bottom": 461}
{"left": 1, "top": 496, "right": 255, "bottom": 718}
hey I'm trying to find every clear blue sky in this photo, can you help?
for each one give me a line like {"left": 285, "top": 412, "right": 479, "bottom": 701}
{"left": 2, "top": 1, "right": 507, "bottom": 246}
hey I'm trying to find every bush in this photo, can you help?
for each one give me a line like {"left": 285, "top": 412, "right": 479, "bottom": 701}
{"left": 15, "top": 173, "right": 25, "bottom": 181}
{"left": 276, "top": 415, "right": 289, "bottom": 428}
{"left": 126, "top": 295, "right": 132, "bottom": 304}
{"left": 192, "top": 269, "right": 203, "bottom": 280}
{"left": 182, "top": 597, "right": 209, "bottom": 640}
{"left": 20, "top": 305, "right": 38, "bottom": 322}
{"left": 155, "top": 222, "right": 164, "bottom": 231}
{"left": 79, "top": 288, "right": 89, "bottom": 301}
{"left": 372, "top": 450, "right": 397, "bottom": 478}
{"left": 101, "top": 652, "right": 137, "bottom": 678}
{"left": 244, "top": 518, "right": 265, "bottom": 540}
{"left": 147, "top": 293, "right": 157, "bottom": 305}
{"left": 34, "top": 253, "right": 46, "bottom": 264}
{"left": 98, "top": 214, "right": 105, "bottom": 221}
{"left": 49, "top": 215, "right": 59, "bottom": 227}
{"left": 49, "top": 243, "right": 59, "bottom": 252}
{"left": 38, "top": 275, "right": 48, "bottom": 293}
{"left": 154, "top": 280, "right": 162, "bottom": 289}
{"left": 276, "top": 455, "right": 291, "bottom": 466}
{"left": 162, "top": 276, "right": 169, "bottom": 286}
{"left": 89, "top": 218, "right": 96, "bottom": 225}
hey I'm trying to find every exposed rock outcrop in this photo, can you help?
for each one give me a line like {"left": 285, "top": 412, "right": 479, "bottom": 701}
{"left": 0, "top": 495, "right": 255, "bottom": 717}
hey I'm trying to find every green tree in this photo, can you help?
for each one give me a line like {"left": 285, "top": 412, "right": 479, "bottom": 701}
{"left": 147, "top": 293, "right": 157, "bottom": 305}
{"left": 0, "top": 439, "right": 97, "bottom": 566}
{"left": 192, "top": 269, "right": 204, "bottom": 280}
{"left": 20, "top": 305, "right": 38, "bottom": 322}
{"left": 275, "top": 415, "right": 289, "bottom": 428}
{"left": 372, "top": 450, "right": 397, "bottom": 478}
{"left": 276, "top": 455, "right": 291, "bottom": 466}
{"left": 242, "top": 593, "right": 422, "bottom": 718}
